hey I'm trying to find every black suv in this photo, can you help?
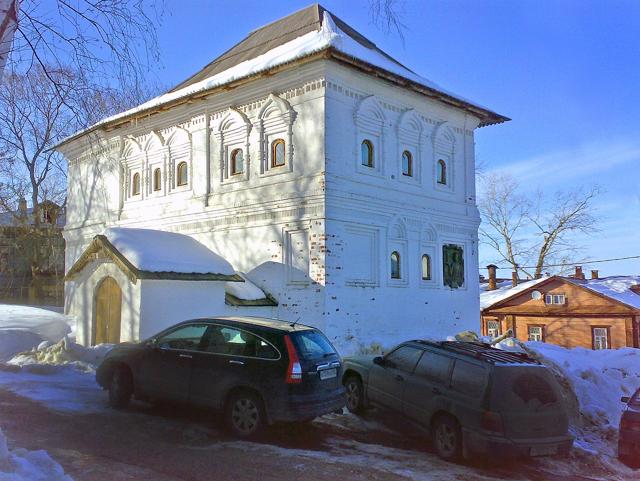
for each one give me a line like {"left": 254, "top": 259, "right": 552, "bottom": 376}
{"left": 343, "top": 341, "right": 573, "bottom": 461}
{"left": 96, "top": 316, "right": 345, "bottom": 437}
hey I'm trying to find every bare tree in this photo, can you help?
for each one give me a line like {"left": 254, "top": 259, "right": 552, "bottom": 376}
{"left": 368, "top": 0, "right": 406, "bottom": 42}
{"left": 478, "top": 173, "right": 601, "bottom": 278}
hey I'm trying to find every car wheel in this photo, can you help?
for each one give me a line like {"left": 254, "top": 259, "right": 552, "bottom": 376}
{"left": 344, "top": 376, "right": 365, "bottom": 414}
{"left": 109, "top": 366, "right": 133, "bottom": 409}
{"left": 226, "top": 391, "right": 264, "bottom": 438}
{"left": 432, "top": 415, "right": 462, "bottom": 462}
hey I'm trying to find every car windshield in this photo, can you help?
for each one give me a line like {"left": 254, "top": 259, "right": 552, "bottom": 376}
{"left": 490, "top": 366, "right": 561, "bottom": 412}
{"left": 291, "top": 330, "right": 337, "bottom": 358}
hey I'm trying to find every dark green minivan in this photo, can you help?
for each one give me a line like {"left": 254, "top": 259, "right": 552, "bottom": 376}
{"left": 342, "top": 341, "right": 573, "bottom": 462}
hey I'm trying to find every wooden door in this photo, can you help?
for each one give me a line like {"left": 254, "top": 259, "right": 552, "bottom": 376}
{"left": 94, "top": 277, "right": 122, "bottom": 345}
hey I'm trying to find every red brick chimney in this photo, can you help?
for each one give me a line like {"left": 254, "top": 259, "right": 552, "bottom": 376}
{"left": 591, "top": 270, "right": 599, "bottom": 280}
{"left": 487, "top": 264, "right": 497, "bottom": 291}
{"left": 575, "top": 266, "right": 585, "bottom": 280}
{"left": 511, "top": 271, "right": 518, "bottom": 287}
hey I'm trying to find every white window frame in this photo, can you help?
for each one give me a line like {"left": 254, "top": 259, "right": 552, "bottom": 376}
{"left": 545, "top": 293, "right": 566, "bottom": 305}
{"left": 487, "top": 320, "right": 500, "bottom": 338}
{"left": 528, "top": 325, "right": 544, "bottom": 342}
{"left": 592, "top": 327, "right": 609, "bottom": 350}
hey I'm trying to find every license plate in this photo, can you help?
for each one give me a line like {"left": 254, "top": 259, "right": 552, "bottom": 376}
{"left": 530, "top": 445, "right": 557, "bottom": 456}
{"left": 319, "top": 368, "right": 337, "bottom": 380}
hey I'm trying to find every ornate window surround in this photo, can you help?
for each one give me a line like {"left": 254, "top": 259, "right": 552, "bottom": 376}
{"left": 166, "top": 127, "right": 192, "bottom": 193}
{"left": 354, "top": 95, "right": 386, "bottom": 177}
{"left": 420, "top": 224, "right": 438, "bottom": 288}
{"left": 397, "top": 109, "right": 424, "bottom": 185}
{"left": 216, "top": 108, "right": 252, "bottom": 184}
{"left": 257, "top": 93, "right": 296, "bottom": 176}
{"left": 387, "top": 216, "right": 408, "bottom": 287}
{"left": 432, "top": 122, "right": 456, "bottom": 192}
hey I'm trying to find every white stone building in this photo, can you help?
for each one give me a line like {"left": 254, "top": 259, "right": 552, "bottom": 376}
{"left": 57, "top": 5, "right": 508, "bottom": 353}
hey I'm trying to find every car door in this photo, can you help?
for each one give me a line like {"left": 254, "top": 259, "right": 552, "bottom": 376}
{"left": 136, "top": 323, "right": 209, "bottom": 403}
{"left": 366, "top": 345, "right": 423, "bottom": 412}
{"left": 402, "top": 350, "right": 454, "bottom": 427}
{"left": 189, "top": 324, "right": 281, "bottom": 409}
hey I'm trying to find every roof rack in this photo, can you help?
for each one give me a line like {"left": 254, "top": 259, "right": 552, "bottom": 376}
{"left": 412, "top": 340, "right": 540, "bottom": 365}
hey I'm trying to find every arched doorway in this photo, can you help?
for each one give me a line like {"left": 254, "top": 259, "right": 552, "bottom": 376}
{"left": 94, "top": 277, "right": 122, "bottom": 345}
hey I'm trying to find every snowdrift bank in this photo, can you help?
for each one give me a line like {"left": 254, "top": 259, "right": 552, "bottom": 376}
{"left": 0, "top": 305, "right": 74, "bottom": 361}
{"left": 0, "top": 428, "right": 72, "bottom": 481}
{"left": 9, "top": 337, "right": 113, "bottom": 371}
{"left": 519, "top": 342, "right": 640, "bottom": 454}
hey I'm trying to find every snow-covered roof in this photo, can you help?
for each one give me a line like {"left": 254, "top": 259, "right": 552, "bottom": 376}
{"left": 480, "top": 277, "right": 550, "bottom": 310}
{"left": 57, "top": 5, "right": 507, "bottom": 148}
{"left": 480, "top": 274, "right": 640, "bottom": 311}
{"left": 225, "top": 272, "right": 278, "bottom": 306}
{"left": 566, "top": 276, "right": 640, "bottom": 310}
{"left": 66, "top": 228, "right": 242, "bottom": 282}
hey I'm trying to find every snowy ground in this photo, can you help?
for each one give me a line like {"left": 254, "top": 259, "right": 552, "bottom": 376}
{"left": 0, "top": 303, "right": 639, "bottom": 480}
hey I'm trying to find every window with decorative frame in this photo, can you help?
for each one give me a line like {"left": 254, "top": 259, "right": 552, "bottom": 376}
{"left": 390, "top": 251, "right": 401, "bottom": 279}
{"left": 176, "top": 161, "right": 188, "bottom": 186}
{"left": 432, "top": 123, "right": 456, "bottom": 191}
{"left": 402, "top": 150, "right": 413, "bottom": 176}
{"left": 437, "top": 159, "right": 447, "bottom": 184}
{"left": 421, "top": 254, "right": 431, "bottom": 280}
{"left": 131, "top": 173, "right": 141, "bottom": 196}
{"left": 354, "top": 96, "right": 385, "bottom": 176}
{"left": 153, "top": 168, "right": 162, "bottom": 191}
{"left": 271, "top": 139, "right": 286, "bottom": 168}
{"left": 397, "top": 109, "right": 423, "bottom": 184}
{"left": 230, "top": 149, "right": 244, "bottom": 175}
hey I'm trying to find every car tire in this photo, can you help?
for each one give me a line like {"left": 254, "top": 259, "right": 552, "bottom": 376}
{"left": 108, "top": 366, "right": 133, "bottom": 409}
{"left": 432, "top": 415, "right": 462, "bottom": 462}
{"left": 225, "top": 391, "right": 265, "bottom": 438}
{"left": 344, "top": 375, "right": 365, "bottom": 414}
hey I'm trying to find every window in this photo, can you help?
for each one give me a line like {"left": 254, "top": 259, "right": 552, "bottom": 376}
{"left": 442, "top": 244, "right": 464, "bottom": 288}
{"left": 490, "top": 368, "right": 559, "bottom": 412}
{"left": 390, "top": 251, "right": 401, "bottom": 279}
{"left": 271, "top": 139, "right": 286, "bottom": 168}
{"left": 451, "top": 360, "right": 487, "bottom": 397}
{"left": 153, "top": 168, "right": 161, "bottom": 191}
{"left": 291, "top": 330, "right": 337, "bottom": 358}
{"left": 156, "top": 324, "right": 208, "bottom": 351}
{"left": 437, "top": 159, "right": 447, "bottom": 185}
{"left": 361, "top": 139, "right": 374, "bottom": 167}
{"left": 131, "top": 173, "right": 141, "bottom": 196}
{"left": 414, "top": 351, "right": 453, "bottom": 385}
{"left": 384, "top": 346, "right": 423, "bottom": 373}
{"left": 421, "top": 254, "right": 431, "bottom": 280}
{"left": 402, "top": 150, "right": 413, "bottom": 176}
{"left": 176, "top": 161, "right": 188, "bottom": 186}
{"left": 545, "top": 294, "right": 566, "bottom": 305}
{"left": 592, "top": 327, "right": 610, "bottom": 350}
{"left": 230, "top": 148, "right": 244, "bottom": 175}
{"left": 198, "top": 325, "right": 279, "bottom": 359}
{"left": 486, "top": 320, "right": 501, "bottom": 338}
{"left": 528, "top": 325, "right": 544, "bottom": 342}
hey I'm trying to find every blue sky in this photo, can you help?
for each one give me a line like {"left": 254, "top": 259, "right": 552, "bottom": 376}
{"left": 152, "top": 0, "right": 640, "bottom": 276}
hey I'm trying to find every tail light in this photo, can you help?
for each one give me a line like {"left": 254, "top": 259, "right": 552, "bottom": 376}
{"left": 482, "top": 411, "right": 504, "bottom": 433}
{"left": 284, "top": 335, "right": 302, "bottom": 384}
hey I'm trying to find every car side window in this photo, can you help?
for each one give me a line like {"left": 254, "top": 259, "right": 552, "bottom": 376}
{"left": 384, "top": 346, "right": 423, "bottom": 373}
{"left": 450, "top": 360, "right": 488, "bottom": 397}
{"left": 199, "top": 325, "right": 278, "bottom": 359}
{"left": 414, "top": 351, "right": 453, "bottom": 385}
{"left": 156, "top": 324, "right": 208, "bottom": 351}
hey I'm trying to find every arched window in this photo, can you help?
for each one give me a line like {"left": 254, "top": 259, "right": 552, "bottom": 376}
{"left": 390, "top": 251, "right": 401, "bottom": 279}
{"left": 176, "top": 161, "right": 188, "bottom": 186}
{"left": 437, "top": 159, "right": 447, "bottom": 185}
{"left": 421, "top": 254, "right": 432, "bottom": 280}
{"left": 271, "top": 139, "right": 285, "bottom": 168}
{"left": 153, "top": 168, "right": 161, "bottom": 191}
{"left": 230, "top": 148, "right": 244, "bottom": 175}
{"left": 132, "top": 173, "right": 140, "bottom": 196}
{"left": 402, "top": 150, "right": 412, "bottom": 177}
{"left": 361, "top": 139, "right": 374, "bottom": 167}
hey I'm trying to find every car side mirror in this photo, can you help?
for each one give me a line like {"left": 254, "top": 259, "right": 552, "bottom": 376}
{"left": 621, "top": 396, "right": 630, "bottom": 403}
{"left": 373, "top": 356, "right": 384, "bottom": 366}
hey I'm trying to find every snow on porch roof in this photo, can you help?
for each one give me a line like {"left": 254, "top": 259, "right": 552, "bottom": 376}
{"left": 65, "top": 227, "right": 243, "bottom": 284}
{"left": 225, "top": 272, "right": 278, "bottom": 307}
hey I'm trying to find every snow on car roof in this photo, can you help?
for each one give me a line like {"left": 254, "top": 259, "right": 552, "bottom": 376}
{"left": 104, "top": 227, "right": 235, "bottom": 276}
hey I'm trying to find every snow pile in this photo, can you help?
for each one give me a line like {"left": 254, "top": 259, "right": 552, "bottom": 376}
{"left": 225, "top": 272, "right": 267, "bottom": 301}
{"left": 0, "top": 305, "right": 73, "bottom": 361}
{"left": 0, "top": 428, "right": 72, "bottom": 481}
{"left": 8, "top": 337, "right": 113, "bottom": 371}
{"left": 518, "top": 342, "right": 640, "bottom": 454}
{"left": 103, "top": 227, "right": 236, "bottom": 275}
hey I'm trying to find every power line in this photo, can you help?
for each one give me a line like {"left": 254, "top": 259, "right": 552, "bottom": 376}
{"left": 488, "top": 255, "right": 640, "bottom": 270}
